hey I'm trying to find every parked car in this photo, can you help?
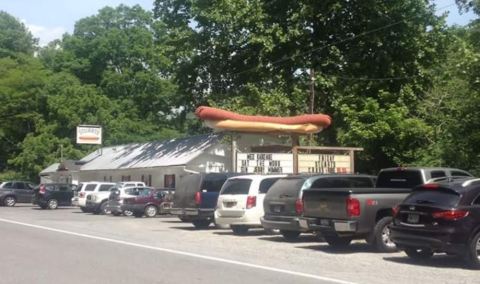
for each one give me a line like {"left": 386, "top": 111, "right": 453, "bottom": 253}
{"left": 299, "top": 167, "right": 472, "bottom": 252}
{"left": 261, "top": 174, "right": 376, "bottom": 241}
{"left": 105, "top": 183, "right": 151, "bottom": 216}
{"left": 121, "top": 187, "right": 169, "bottom": 218}
{"left": 391, "top": 177, "right": 480, "bottom": 268}
{"left": 215, "top": 175, "right": 286, "bottom": 234}
{"left": 72, "top": 182, "right": 116, "bottom": 212}
{"left": 0, "top": 181, "right": 36, "bottom": 206}
{"left": 32, "top": 183, "right": 77, "bottom": 209}
{"left": 171, "top": 172, "right": 243, "bottom": 228}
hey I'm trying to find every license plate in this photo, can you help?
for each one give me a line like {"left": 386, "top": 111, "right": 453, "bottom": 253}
{"left": 320, "top": 219, "right": 329, "bottom": 226}
{"left": 407, "top": 214, "right": 419, "bottom": 223}
{"left": 225, "top": 202, "right": 236, "bottom": 208}
{"left": 272, "top": 205, "right": 282, "bottom": 213}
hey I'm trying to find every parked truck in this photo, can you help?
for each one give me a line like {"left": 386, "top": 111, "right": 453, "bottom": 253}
{"left": 170, "top": 172, "right": 242, "bottom": 228}
{"left": 298, "top": 167, "right": 472, "bottom": 252}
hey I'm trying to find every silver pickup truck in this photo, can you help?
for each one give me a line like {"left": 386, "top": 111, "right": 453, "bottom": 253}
{"left": 299, "top": 167, "right": 472, "bottom": 252}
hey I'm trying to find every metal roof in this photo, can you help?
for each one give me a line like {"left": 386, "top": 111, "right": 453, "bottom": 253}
{"left": 79, "top": 134, "right": 222, "bottom": 171}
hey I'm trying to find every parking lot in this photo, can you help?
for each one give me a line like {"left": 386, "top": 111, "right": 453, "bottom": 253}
{"left": 0, "top": 205, "right": 477, "bottom": 284}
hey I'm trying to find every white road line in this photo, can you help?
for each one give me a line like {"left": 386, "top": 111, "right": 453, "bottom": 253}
{"left": 0, "top": 217, "right": 356, "bottom": 284}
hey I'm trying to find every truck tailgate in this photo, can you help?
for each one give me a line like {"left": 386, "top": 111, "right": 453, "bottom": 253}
{"left": 303, "top": 189, "right": 351, "bottom": 219}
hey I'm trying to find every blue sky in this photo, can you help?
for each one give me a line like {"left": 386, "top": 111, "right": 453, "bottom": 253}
{"left": 0, "top": 0, "right": 477, "bottom": 46}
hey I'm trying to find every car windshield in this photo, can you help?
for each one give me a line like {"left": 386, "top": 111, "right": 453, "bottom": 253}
{"left": 376, "top": 170, "right": 424, "bottom": 188}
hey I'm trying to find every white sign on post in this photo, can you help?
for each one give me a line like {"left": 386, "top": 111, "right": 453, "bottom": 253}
{"left": 237, "top": 153, "right": 293, "bottom": 174}
{"left": 76, "top": 125, "right": 102, "bottom": 145}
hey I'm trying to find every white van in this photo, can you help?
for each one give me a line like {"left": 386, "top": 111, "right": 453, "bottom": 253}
{"left": 215, "top": 175, "right": 286, "bottom": 234}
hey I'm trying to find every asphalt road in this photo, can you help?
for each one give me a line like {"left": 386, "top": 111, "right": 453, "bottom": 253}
{"left": 0, "top": 205, "right": 478, "bottom": 284}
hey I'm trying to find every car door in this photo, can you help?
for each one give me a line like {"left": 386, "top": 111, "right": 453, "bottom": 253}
{"left": 57, "top": 184, "right": 73, "bottom": 205}
{"left": 14, "top": 182, "right": 32, "bottom": 203}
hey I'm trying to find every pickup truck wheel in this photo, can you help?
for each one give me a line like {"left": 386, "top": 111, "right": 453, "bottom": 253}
{"left": 47, "top": 199, "right": 58, "bottom": 210}
{"left": 373, "top": 216, "right": 397, "bottom": 252}
{"left": 144, "top": 205, "right": 158, "bottom": 218}
{"left": 3, "top": 196, "right": 16, "bottom": 207}
{"left": 280, "top": 230, "right": 301, "bottom": 241}
{"left": 192, "top": 220, "right": 211, "bottom": 229}
{"left": 466, "top": 231, "right": 480, "bottom": 269}
{"left": 324, "top": 236, "right": 352, "bottom": 247}
{"left": 231, "top": 225, "right": 249, "bottom": 235}
{"left": 404, "top": 247, "right": 434, "bottom": 260}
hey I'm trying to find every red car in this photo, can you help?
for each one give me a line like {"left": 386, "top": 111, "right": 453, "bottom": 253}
{"left": 121, "top": 187, "right": 172, "bottom": 218}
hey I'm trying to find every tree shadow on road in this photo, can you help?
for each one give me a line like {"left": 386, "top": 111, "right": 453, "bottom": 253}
{"left": 295, "top": 242, "right": 375, "bottom": 254}
{"left": 383, "top": 254, "right": 468, "bottom": 269}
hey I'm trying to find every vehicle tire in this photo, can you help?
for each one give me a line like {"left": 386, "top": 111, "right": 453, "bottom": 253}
{"left": 144, "top": 205, "right": 158, "bottom": 218}
{"left": 3, "top": 196, "right": 16, "bottom": 207}
{"left": 192, "top": 220, "right": 211, "bottom": 229}
{"left": 231, "top": 225, "right": 249, "bottom": 235}
{"left": 466, "top": 231, "right": 480, "bottom": 269}
{"left": 280, "top": 230, "right": 301, "bottom": 241}
{"left": 47, "top": 199, "right": 58, "bottom": 210}
{"left": 123, "top": 210, "right": 133, "bottom": 217}
{"left": 372, "top": 216, "right": 398, "bottom": 252}
{"left": 404, "top": 247, "right": 434, "bottom": 260}
{"left": 179, "top": 216, "right": 192, "bottom": 222}
{"left": 324, "top": 236, "right": 352, "bottom": 247}
{"left": 99, "top": 202, "right": 110, "bottom": 215}
{"left": 80, "top": 207, "right": 88, "bottom": 213}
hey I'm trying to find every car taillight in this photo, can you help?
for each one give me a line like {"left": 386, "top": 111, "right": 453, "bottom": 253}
{"left": 346, "top": 197, "right": 360, "bottom": 217}
{"left": 295, "top": 198, "right": 304, "bottom": 215}
{"left": 432, "top": 210, "right": 469, "bottom": 221}
{"left": 392, "top": 205, "right": 400, "bottom": 217}
{"left": 246, "top": 196, "right": 256, "bottom": 209}
{"left": 194, "top": 192, "right": 202, "bottom": 205}
{"left": 423, "top": 183, "right": 439, "bottom": 190}
{"left": 39, "top": 185, "right": 46, "bottom": 194}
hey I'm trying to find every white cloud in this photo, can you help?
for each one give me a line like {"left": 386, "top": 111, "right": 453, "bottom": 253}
{"left": 22, "top": 20, "right": 67, "bottom": 47}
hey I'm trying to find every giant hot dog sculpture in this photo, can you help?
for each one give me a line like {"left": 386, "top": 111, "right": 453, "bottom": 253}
{"left": 195, "top": 106, "right": 332, "bottom": 134}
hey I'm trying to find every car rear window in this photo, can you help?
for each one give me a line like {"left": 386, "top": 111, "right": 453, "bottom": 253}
{"left": 221, "top": 179, "right": 252, "bottom": 195}
{"left": 201, "top": 176, "right": 228, "bottom": 193}
{"left": 266, "top": 178, "right": 305, "bottom": 197}
{"left": 259, "top": 178, "right": 281, "bottom": 194}
{"left": 85, "top": 184, "right": 96, "bottom": 191}
{"left": 403, "top": 190, "right": 460, "bottom": 208}
{"left": 376, "top": 170, "right": 424, "bottom": 188}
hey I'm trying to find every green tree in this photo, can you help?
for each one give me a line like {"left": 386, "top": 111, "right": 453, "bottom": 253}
{"left": 0, "top": 11, "right": 37, "bottom": 56}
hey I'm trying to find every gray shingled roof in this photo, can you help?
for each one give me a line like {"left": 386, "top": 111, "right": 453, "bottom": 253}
{"left": 79, "top": 134, "right": 222, "bottom": 171}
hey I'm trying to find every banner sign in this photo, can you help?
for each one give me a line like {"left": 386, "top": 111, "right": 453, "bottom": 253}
{"left": 76, "top": 125, "right": 102, "bottom": 145}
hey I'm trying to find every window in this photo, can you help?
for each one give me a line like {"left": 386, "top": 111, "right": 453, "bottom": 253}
{"left": 348, "top": 177, "right": 375, "bottom": 188}
{"left": 220, "top": 179, "right": 252, "bottom": 195}
{"left": 99, "top": 184, "right": 113, "bottom": 192}
{"left": 2, "top": 182, "right": 13, "bottom": 188}
{"left": 15, "top": 182, "right": 26, "bottom": 189}
{"left": 259, "top": 178, "right": 281, "bottom": 194}
{"left": 430, "top": 171, "right": 446, "bottom": 179}
{"left": 59, "top": 185, "right": 69, "bottom": 191}
{"left": 85, "top": 184, "right": 97, "bottom": 191}
{"left": 26, "top": 183, "right": 35, "bottom": 190}
{"left": 452, "top": 171, "right": 471, "bottom": 177}
{"left": 138, "top": 188, "right": 151, "bottom": 196}
{"left": 141, "top": 175, "right": 145, "bottom": 182}
{"left": 109, "top": 176, "right": 112, "bottom": 182}
{"left": 148, "top": 175, "right": 152, "bottom": 187}
{"left": 164, "top": 174, "right": 175, "bottom": 189}
{"left": 104, "top": 176, "right": 107, "bottom": 181}
{"left": 376, "top": 170, "right": 424, "bottom": 188}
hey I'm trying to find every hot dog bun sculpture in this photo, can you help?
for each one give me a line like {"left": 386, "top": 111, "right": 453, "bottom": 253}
{"left": 195, "top": 106, "right": 332, "bottom": 134}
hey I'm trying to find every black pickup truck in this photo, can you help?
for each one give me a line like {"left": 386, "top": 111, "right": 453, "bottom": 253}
{"left": 299, "top": 167, "right": 472, "bottom": 252}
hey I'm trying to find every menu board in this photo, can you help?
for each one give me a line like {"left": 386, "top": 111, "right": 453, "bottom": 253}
{"left": 298, "top": 154, "right": 351, "bottom": 174}
{"left": 236, "top": 153, "right": 293, "bottom": 174}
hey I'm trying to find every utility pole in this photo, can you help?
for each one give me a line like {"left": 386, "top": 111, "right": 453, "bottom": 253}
{"left": 309, "top": 68, "right": 315, "bottom": 145}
